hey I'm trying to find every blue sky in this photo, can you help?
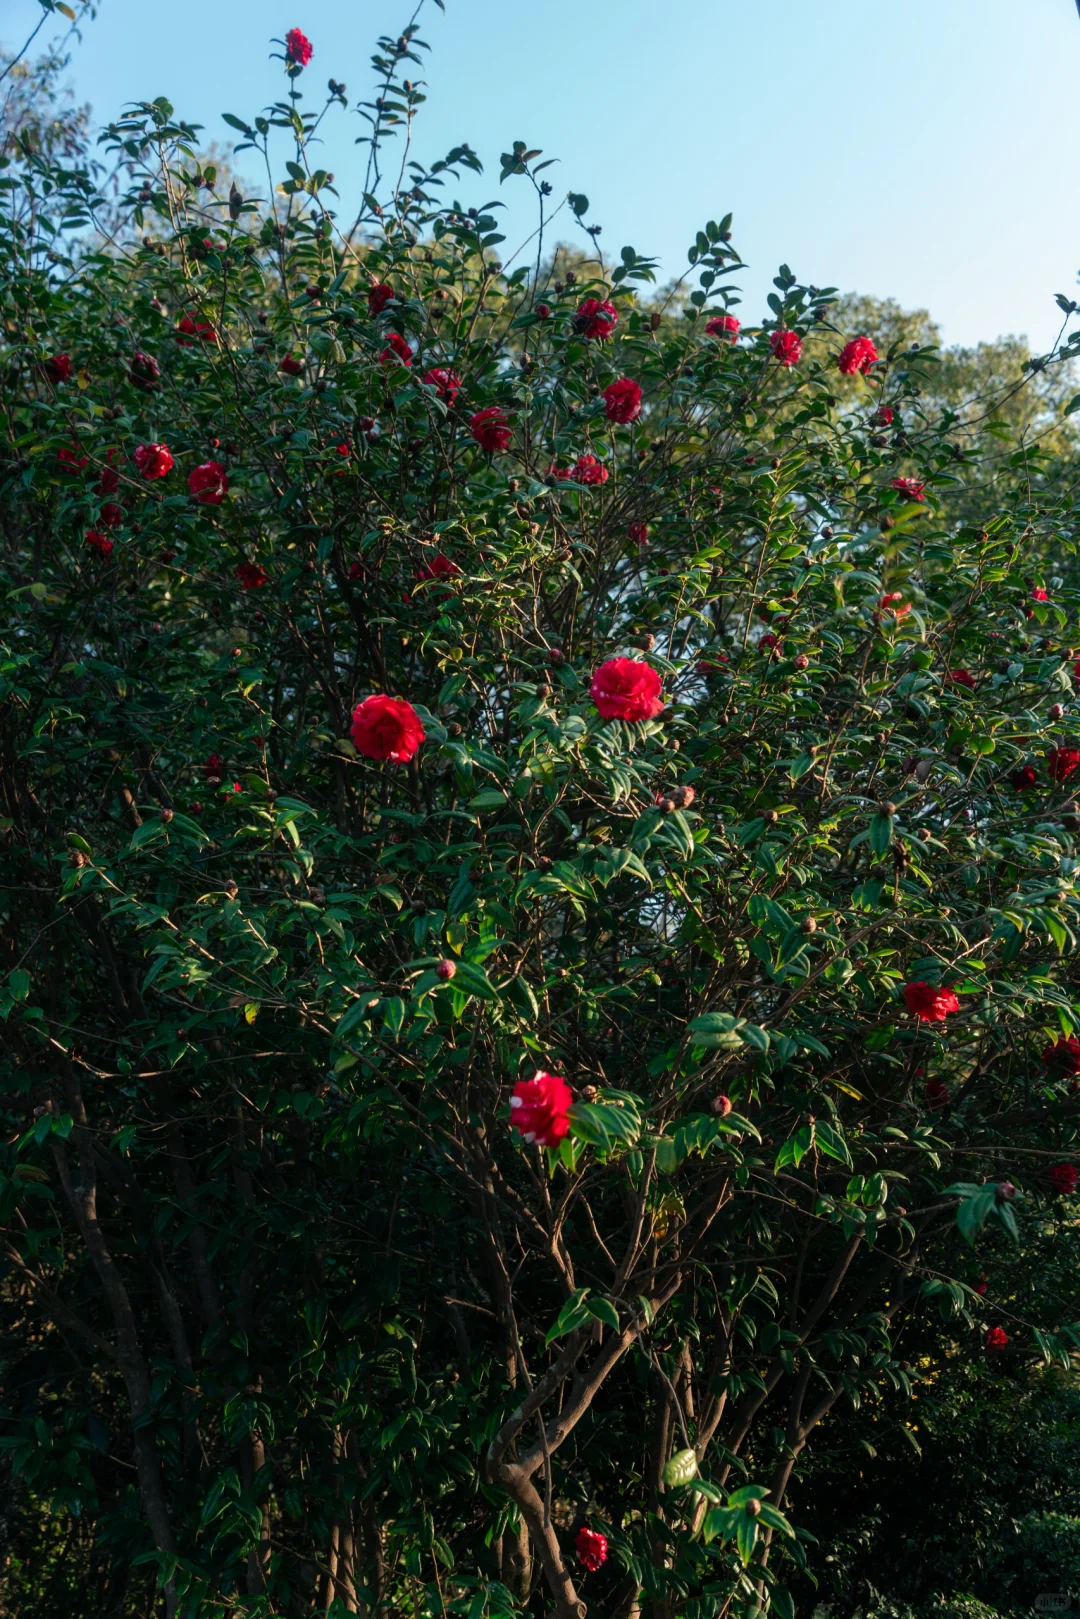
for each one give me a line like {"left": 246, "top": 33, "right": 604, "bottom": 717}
{"left": 6, "top": 0, "right": 1080, "bottom": 350}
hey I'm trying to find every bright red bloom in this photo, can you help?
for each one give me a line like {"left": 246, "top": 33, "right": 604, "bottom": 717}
{"left": 1047, "top": 1162, "right": 1078, "bottom": 1195}
{"left": 470, "top": 406, "right": 511, "bottom": 452}
{"left": 1031, "top": 586, "right": 1050, "bottom": 602}
{"left": 984, "top": 1327, "right": 1009, "bottom": 1349}
{"left": 925, "top": 1076, "right": 950, "bottom": 1111}
{"left": 698, "top": 655, "right": 729, "bottom": 674}
{"left": 590, "top": 657, "right": 664, "bottom": 722}
{"left": 130, "top": 351, "right": 160, "bottom": 385}
{"left": 603, "top": 377, "right": 643, "bottom": 424}
{"left": 547, "top": 463, "right": 574, "bottom": 483}
{"left": 378, "top": 332, "right": 412, "bottom": 367}
{"left": 573, "top": 453, "right": 609, "bottom": 486}
{"left": 873, "top": 405, "right": 894, "bottom": 427}
{"left": 235, "top": 562, "right": 268, "bottom": 590}
{"left": 415, "top": 553, "right": 461, "bottom": 582}
{"left": 878, "top": 592, "right": 911, "bottom": 619}
{"left": 100, "top": 503, "right": 124, "bottom": 528}
{"left": 1011, "top": 764, "right": 1038, "bottom": 791}
{"left": 189, "top": 460, "right": 228, "bottom": 504}
{"left": 176, "top": 314, "right": 217, "bottom": 346}
{"left": 509, "top": 1070, "right": 572, "bottom": 1148}
{"left": 892, "top": 477, "right": 926, "bottom": 502}
{"left": 280, "top": 354, "right": 304, "bottom": 376}
{"left": 838, "top": 335, "right": 879, "bottom": 376}
{"left": 84, "top": 530, "right": 113, "bottom": 558}
{"left": 758, "top": 633, "right": 779, "bottom": 653}
{"left": 575, "top": 1528, "right": 608, "bottom": 1573}
{"left": 947, "top": 669, "right": 976, "bottom": 689}
{"left": 974, "top": 1273, "right": 988, "bottom": 1295}
{"left": 367, "top": 282, "right": 395, "bottom": 315}
{"left": 904, "top": 982, "right": 960, "bottom": 1022}
{"left": 134, "top": 443, "right": 174, "bottom": 480}
{"left": 96, "top": 451, "right": 120, "bottom": 495}
{"left": 1043, "top": 1037, "right": 1080, "bottom": 1073}
{"left": 770, "top": 329, "right": 802, "bottom": 366}
{"left": 575, "top": 297, "right": 618, "bottom": 340}
{"left": 284, "top": 27, "right": 313, "bottom": 65}
{"left": 45, "top": 353, "right": 71, "bottom": 383}
{"left": 350, "top": 694, "right": 425, "bottom": 762}
{"left": 57, "top": 446, "right": 88, "bottom": 473}
{"left": 705, "top": 313, "right": 740, "bottom": 341}
{"left": 423, "top": 367, "right": 462, "bottom": 402}
{"left": 1049, "top": 747, "right": 1080, "bottom": 784}
{"left": 334, "top": 442, "right": 351, "bottom": 460}
{"left": 628, "top": 521, "right": 649, "bottom": 545}
{"left": 203, "top": 753, "right": 223, "bottom": 781}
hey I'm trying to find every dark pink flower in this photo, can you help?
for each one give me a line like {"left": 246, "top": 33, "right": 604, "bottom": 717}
{"left": 947, "top": 669, "right": 976, "bottom": 689}
{"left": 130, "top": 350, "right": 160, "bottom": 386}
{"left": 575, "top": 297, "right": 618, "bottom": 340}
{"left": 350, "top": 694, "right": 424, "bottom": 762}
{"left": 892, "top": 477, "right": 926, "bottom": 502}
{"left": 367, "top": 283, "right": 395, "bottom": 315}
{"left": 1010, "top": 764, "right": 1038, "bottom": 791}
{"left": 176, "top": 314, "right": 217, "bottom": 346}
{"left": 1047, "top": 1162, "right": 1078, "bottom": 1195}
{"left": 590, "top": 657, "right": 663, "bottom": 722}
{"left": 1049, "top": 747, "right": 1080, "bottom": 784}
{"left": 378, "top": 332, "right": 413, "bottom": 367}
{"left": 904, "top": 982, "right": 960, "bottom": 1022}
{"left": 575, "top": 1528, "right": 608, "bottom": 1572}
{"left": 134, "top": 443, "right": 174, "bottom": 480}
{"left": 1043, "top": 1036, "right": 1080, "bottom": 1073}
{"left": 838, "top": 335, "right": 879, "bottom": 375}
{"left": 628, "top": 521, "right": 649, "bottom": 545}
{"left": 280, "top": 354, "right": 304, "bottom": 376}
{"left": 984, "top": 1326, "right": 1009, "bottom": 1349}
{"left": 84, "top": 530, "right": 113, "bottom": 559}
{"left": 510, "top": 1071, "right": 572, "bottom": 1147}
{"left": 415, "top": 553, "right": 461, "bottom": 583}
{"left": 470, "top": 406, "right": 511, "bottom": 452}
{"left": 603, "top": 377, "right": 642, "bottom": 424}
{"left": 57, "top": 446, "right": 88, "bottom": 474}
{"left": 873, "top": 405, "right": 894, "bottom": 427}
{"left": 705, "top": 313, "right": 740, "bottom": 341}
{"left": 770, "top": 330, "right": 802, "bottom": 366}
{"left": 573, "top": 453, "right": 609, "bottom": 485}
{"left": 188, "top": 460, "right": 228, "bottom": 504}
{"left": 284, "top": 27, "right": 313, "bottom": 66}
{"left": 45, "top": 353, "right": 71, "bottom": 383}
{"left": 423, "top": 366, "right": 462, "bottom": 402}
{"left": 235, "top": 562, "right": 268, "bottom": 590}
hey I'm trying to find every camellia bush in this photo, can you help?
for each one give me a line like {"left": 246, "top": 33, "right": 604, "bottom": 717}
{"left": 4, "top": 8, "right": 1080, "bottom": 1618}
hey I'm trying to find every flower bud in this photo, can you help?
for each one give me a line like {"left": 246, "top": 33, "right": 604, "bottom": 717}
{"left": 1050, "top": 703, "right": 1065, "bottom": 721}
{"left": 435, "top": 959, "right": 457, "bottom": 981}
{"left": 711, "top": 1094, "right": 732, "bottom": 1116}
{"left": 801, "top": 916, "right": 817, "bottom": 934}
{"left": 794, "top": 653, "right": 809, "bottom": 670}
{"left": 160, "top": 808, "right": 174, "bottom": 824}
{"left": 996, "top": 1181, "right": 1016, "bottom": 1202}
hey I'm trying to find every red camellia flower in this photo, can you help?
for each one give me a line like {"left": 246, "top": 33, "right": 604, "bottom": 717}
{"left": 925, "top": 1076, "right": 950, "bottom": 1111}
{"left": 350, "top": 694, "right": 425, "bottom": 762}
{"left": 378, "top": 332, "right": 412, "bottom": 367}
{"left": 1042, "top": 1036, "right": 1080, "bottom": 1073}
{"left": 45, "top": 353, "right": 71, "bottom": 383}
{"left": 573, "top": 453, "right": 609, "bottom": 485}
{"left": 280, "top": 354, "right": 304, "bottom": 376}
{"left": 101, "top": 503, "right": 124, "bottom": 529}
{"left": 878, "top": 591, "right": 911, "bottom": 619}
{"left": 96, "top": 451, "right": 120, "bottom": 495}
{"left": 904, "top": 981, "right": 961, "bottom": 1022}
{"left": 1010, "top": 764, "right": 1038, "bottom": 791}
{"left": 575, "top": 297, "right": 618, "bottom": 340}
{"left": 84, "top": 530, "right": 113, "bottom": 558}
{"left": 575, "top": 1528, "right": 608, "bottom": 1573}
{"left": 415, "top": 553, "right": 461, "bottom": 583}
{"left": 235, "top": 562, "right": 268, "bottom": 590}
{"left": 603, "top": 377, "right": 643, "bottom": 424}
{"left": 509, "top": 1070, "right": 573, "bottom": 1147}
{"left": 547, "top": 462, "right": 574, "bottom": 483}
{"left": 423, "top": 367, "right": 462, "bottom": 402}
{"left": 892, "top": 477, "right": 926, "bottom": 502}
{"left": 134, "top": 443, "right": 174, "bottom": 480}
{"left": 188, "top": 460, "right": 229, "bottom": 504}
{"left": 947, "top": 669, "right": 976, "bottom": 689}
{"left": 367, "top": 282, "right": 395, "bottom": 315}
{"left": 628, "top": 521, "right": 649, "bottom": 545}
{"left": 705, "top": 313, "right": 740, "bottom": 341}
{"left": 974, "top": 1273, "right": 988, "bottom": 1295}
{"left": 770, "top": 329, "right": 802, "bottom": 366}
{"left": 758, "top": 633, "right": 779, "bottom": 653}
{"left": 1031, "top": 586, "right": 1050, "bottom": 603}
{"left": 284, "top": 26, "right": 313, "bottom": 66}
{"left": 590, "top": 657, "right": 664, "bottom": 722}
{"left": 873, "top": 405, "right": 894, "bottom": 427}
{"left": 1048, "top": 746, "right": 1080, "bottom": 783}
{"left": 57, "top": 446, "right": 88, "bottom": 473}
{"left": 837, "top": 335, "right": 879, "bottom": 376}
{"left": 176, "top": 314, "right": 217, "bottom": 345}
{"left": 984, "top": 1327, "right": 1009, "bottom": 1349}
{"left": 130, "top": 350, "right": 160, "bottom": 386}
{"left": 1047, "top": 1162, "right": 1078, "bottom": 1195}
{"left": 470, "top": 406, "right": 511, "bottom": 452}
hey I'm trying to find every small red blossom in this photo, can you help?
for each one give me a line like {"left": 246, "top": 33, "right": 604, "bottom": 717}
{"left": 891, "top": 477, "right": 926, "bottom": 502}
{"left": 100, "top": 503, "right": 124, "bottom": 529}
{"left": 470, "top": 406, "right": 512, "bottom": 452}
{"left": 84, "top": 530, "right": 113, "bottom": 559}
{"left": 1047, "top": 1162, "right": 1078, "bottom": 1196}
{"left": 628, "top": 521, "right": 649, "bottom": 545}
{"left": 367, "top": 282, "right": 395, "bottom": 315}
{"left": 575, "top": 297, "right": 618, "bottom": 340}
{"left": 837, "top": 335, "right": 879, "bottom": 375}
{"left": 235, "top": 562, "right": 268, "bottom": 590}
{"left": 423, "top": 366, "right": 462, "bottom": 402}
{"left": 705, "top": 313, "right": 740, "bottom": 341}
{"left": 758, "top": 633, "right": 779, "bottom": 653}
{"left": 176, "top": 314, "right": 217, "bottom": 346}
{"left": 57, "top": 446, "right": 88, "bottom": 473}
{"left": 546, "top": 462, "right": 574, "bottom": 483}
{"left": 45, "top": 353, "right": 71, "bottom": 383}
{"left": 284, "top": 27, "right": 313, "bottom": 66}
{"left": 130, "top": 351, "right": 160, "bottom": 385}
{"left": 510, "top": 1070, "right": 572, "bottom": 1148}
{"left": 348, "top": 562, "right": 366, "bottom": 582}
{"left": 280, "top": 354, "right": 304, "bottom": 376}
{"left": 947, "top": 669, "right": 976, "bottom": 689}
{"left": 573, "top": 453, "right": 609, "bottom": 485}
{"left": 1010, "top": 764, "right": 1038, "bottom": 791}
{"left": 1042, "top": 1036, "right": 1080, "bottom": 1073}
{"left": 378, "top": 332, "right": 413, "bottom": 368}
{"left": 590, "top": 657, "right": 664, "bottom": 723}
{"left": 189, "top": 460, "right": 229, "bottom": 504}
{"left": 878, "top": 592, "right": 911, "bottom": 619}
{"left": 96, "top": 451, "right": 120, "bottom": 495}
{"left": 350, "top": 694, "right": 425, "bottom": 762}
{"left": 873, "top": 405, "right": 894, "bottom": 427}
{"left": 603, "top": 377, "right": 643, "bottom": 424}
{"left": 1031, "top": 586, "right": 1050, "bottom": 603}
{"left": 203, "top": 753, "right": 224, "bottom": 781}
{"left": 1048, "top": 746, "right": 1080, "bottom": 784}
{"left": 904, "top": 981, "right": 961, "bottom": 1022}
{"left": 975, "top": 1273, "right": 988, "bottom": 1295}
{"left": 984, "top": 1326, "right": 1009, "bottom": 1350}
{"left": 697, "top": 655, "right": 729, "bottom": 674}
{"left": 415, "top": 553, "right": 461, "bottom": 583}
{"left": 134, "top": 443, "right": 174, "bottom": 480}
{"left": 575, "top": 1528, "right": 608, "bottom": 1573}
{"left": 770, "top": 329, "right": 802, "bottom": 366}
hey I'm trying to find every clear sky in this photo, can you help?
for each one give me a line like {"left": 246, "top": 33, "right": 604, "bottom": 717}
{"left": 6, "top": 0, "right": 1080, "bottom": 351}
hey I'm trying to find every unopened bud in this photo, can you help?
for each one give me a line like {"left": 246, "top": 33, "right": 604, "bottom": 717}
{"left": 435, "top": 959, "right": 456, "bottom": 981}
{"left": 711, "top": 1094, "right": 732, "bottom": 1117}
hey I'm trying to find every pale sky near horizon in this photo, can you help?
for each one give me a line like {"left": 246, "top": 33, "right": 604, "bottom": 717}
{"left": 5, "top": 0, "right": 1080, "bottom": 352}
